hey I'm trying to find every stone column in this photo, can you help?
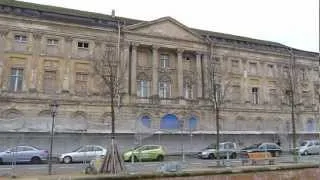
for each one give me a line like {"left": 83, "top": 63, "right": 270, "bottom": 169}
{"left": 177, "top": 49, "right": 184, "bottom": 98}
{"left": 0, "top": 29, "right": 8, "bottom": 91}
{"left": 202, "top": 53, "right": 209, "bottom": 98}
{"left": 131, "top": 43, "right": 138, "bottom": 96}
{"left": 152, "top": 45, "right": 159, "bottom": 97}
{"left": 196, "top": 52, "right": 202, "bottom": 98}
{"left": 259, "top": 62, "right": 267, "bottom": 104}
{"left": 122, "top": 42, "right": 130, "bottom": 100}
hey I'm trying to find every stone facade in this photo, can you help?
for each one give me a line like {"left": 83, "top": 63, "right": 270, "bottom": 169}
{"left": 0, "top": 1, "right": 319, "bottom": 149}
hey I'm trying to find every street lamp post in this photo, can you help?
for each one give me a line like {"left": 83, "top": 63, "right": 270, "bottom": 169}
{"left": 48, "top": 101, "right": 59, "bottom": 175}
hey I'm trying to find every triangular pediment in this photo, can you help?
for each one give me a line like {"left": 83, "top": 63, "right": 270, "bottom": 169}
{"left": 124, "top": 17, "right": 204, "bottom": 42}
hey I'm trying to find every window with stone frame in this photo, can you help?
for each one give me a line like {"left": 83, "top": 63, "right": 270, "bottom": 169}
{"left": 231, "top": 59, "right": 239, "bottom": 72}
{"left": 283, "top": 66, "right": 289, "bottom": 78}
{"left": 284, "top": 90, "right": 292, "bottom": 104}
{"left": 300, "top": 68, "right": 307, "bottom": 81}
{"left": 183, "top": 78, "right": 193, "bottom": 99}
{"left": 159, "top": 76, "right": 171, "bottom": 98}
{"left": 159, "top": 54, "right": 169, "bottom": 69}
{"left": 8, "top": 68, "right": 24, "bottom": 92}
{"left": 47, "top": 39, "right": 59, "bottom": 46}
{"left": 249, "top": 62, "right": 257, "bottom": 75}
{"left": 267, "top": 64, "right": 275, "bottom": 77}
{"left": 231, "top": 85, "right": 241, "bottom": 103}
{"left": 14, "top": 34, "right": 27, "bottom": 43}
{"left": 13, "top": 34, "right": 28, "bottom": 52}
{"left": 77, "top": 41, "right": 89, "bottom": 49}
{"left": 269, "top": 89, "right": 278, "bottom": 105}
{"left": 43, "top": 70, "right": 57, "bottom": 94}
{"left": 251, "top": 87, "right": 259, "bottom": 104}
{"left": 75, "top": 72, "right": 89, "bottom": 95}
{"left": 301, "top": 90, "right": 311, "bottom": 106}
{"left": 137, "top": 79, "right": 150, "bottom": 98}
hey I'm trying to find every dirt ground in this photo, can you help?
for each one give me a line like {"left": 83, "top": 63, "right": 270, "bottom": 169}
{"left": 148, "top": 168, "right": 320, "bottom": 180}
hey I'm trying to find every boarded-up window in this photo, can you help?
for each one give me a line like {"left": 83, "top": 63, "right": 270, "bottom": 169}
{"left": 231, "top": 85, "right": 241, "bottom": 103}
{"left": 75, "top": 72, "right": 88, "bottom": 95}
{"left": 43, "top": 70, "right": 57, "bottom": 93}
{"left": 269, "top": 89, "right": 277, "bottom": 105}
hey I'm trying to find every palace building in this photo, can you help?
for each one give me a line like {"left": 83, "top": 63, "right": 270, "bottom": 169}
{"left": 0, "top": 1, "right": 318, "bottom": 152}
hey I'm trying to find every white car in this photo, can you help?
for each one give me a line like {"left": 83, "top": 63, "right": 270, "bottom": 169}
{"left": 59, "top": 145, "right": 107, "bottom": 164}
{"left": 298, "top": 140, "right": 320, "bottom": 155}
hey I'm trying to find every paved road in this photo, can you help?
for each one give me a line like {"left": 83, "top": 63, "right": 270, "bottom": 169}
{"left": 1, "top": 154, "right": 319, "bottom": 177}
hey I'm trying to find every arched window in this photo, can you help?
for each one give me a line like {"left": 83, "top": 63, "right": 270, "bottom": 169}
{"left": 141, "top": 115, "right": 151, "bottom": 128}
{"left": 159, "top": 76, "right": 171, "bottom": 98}
{"left": 188, "top": 116, "right": 198, "bottom": 130}
{"left": 160, "top": 114, "right": 178, "bottom": 129}
{"left": 306, "top": 119, "right": 316, "bottom": 132}
{"left": 184, "top": 77, "right": 193, "bottom": 99}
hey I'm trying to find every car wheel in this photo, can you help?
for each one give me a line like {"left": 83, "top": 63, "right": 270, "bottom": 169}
{"left": 303, "top": 151, "right": 309, "bottom": 156}
{"left": 63, "top": 156, "right": 72, "bottom": 164}
{"left": 31, "top": 157, "right": 41, "bottom": 164}
{"left": 156, "top": 155, "right": 164, "bottom": 161}
{"left": 230, "top": 153, "right": 237, "bottom": 159}
{"left": 208, "top": 153, "right": 215, "bottom": 159}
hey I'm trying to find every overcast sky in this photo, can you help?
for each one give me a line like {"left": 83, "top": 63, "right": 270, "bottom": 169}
{"left": 23, "top": 0, "right": 319, "bottom": 52}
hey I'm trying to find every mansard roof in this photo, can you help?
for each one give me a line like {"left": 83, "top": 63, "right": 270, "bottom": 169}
{"left": 0, "top": 0, "right": 317, "bottom": 57}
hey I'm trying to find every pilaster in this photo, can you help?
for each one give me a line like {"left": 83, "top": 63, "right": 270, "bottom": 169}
{"left": 196, "top": 52, "right": 202, "bottom": 98}
{"left": 177, "top": 48, "right": 184, "bottom": 98}
{"left": 152, "top": 45, "right": 159, "bottom": 97}
{"left": 131, "top": 43, "right": 138, "bottom": 96}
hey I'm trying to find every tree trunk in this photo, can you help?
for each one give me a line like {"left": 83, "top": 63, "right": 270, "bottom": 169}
{"left": 291, "top": 95, "right": 297, "bottom": 163}
{"left": 216, "top": 106, "right": 220, "bottom": 166}
{"left": 111, "top": 91, "right": 115, "bottom": 140}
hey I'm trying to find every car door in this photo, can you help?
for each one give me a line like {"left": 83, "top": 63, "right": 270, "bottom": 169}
{"left": 219, "top": 143, "right": 227, "bottom": 158}
{"left": 309, "top": 142, "right": 316, "bottom": 154}
{"left": 138, "top": 146, "right": 150, "bottom": 160}
{"left": 74, "top": 146, "right": 89, "bottom": 162}
{"left": 86, "top": 146, "right": 98, "bottom": 161}
{"left": 314, "top": 141, "right": 320, "bottom": 154}
{"left": 1, "top": 148, "right": 15, "bottom": 163}
{"left": 93, "top": 146, "right": 105, "bottom": 158}
{"left": 20, "top": 146, "right": 36, "bottom": 162}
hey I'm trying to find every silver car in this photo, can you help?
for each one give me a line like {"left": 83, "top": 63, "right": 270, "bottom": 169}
{"left": 0, "top": 146, "right": 48, "bottom": 164}
{"left": 198, "top": 142, "right": 238, "bottom": 159}
{"left": 59, "top": 145, "right": 107, "bottom": 163}
{"left": 298, "top": 140, "right": 320, "bottom": 155}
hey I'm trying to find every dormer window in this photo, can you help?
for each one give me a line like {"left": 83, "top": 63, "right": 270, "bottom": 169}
{"left": 14, "top": 35, "right": 27, "bottom": 43}
{"left": 78, "top": 41, "right": 89, "bottom": 49}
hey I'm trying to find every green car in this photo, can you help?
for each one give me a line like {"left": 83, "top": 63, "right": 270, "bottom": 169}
{"left": 123, "top": 145, "right": 165, "bottom": 162}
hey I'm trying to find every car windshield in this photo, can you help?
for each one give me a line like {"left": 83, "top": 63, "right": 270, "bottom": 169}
{"left": 300, "top": 142, "right": 308, "bottom": 146}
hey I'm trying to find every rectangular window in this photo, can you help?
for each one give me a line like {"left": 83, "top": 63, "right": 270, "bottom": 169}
{"left": 283, "top": 66, "right": 289, "bottom": 78}
{"left": 14, "top": 35, "right": 27, "bottom": 43}
{"left": 137, "top": 80, "right": 149, "bottom": 97}
{"left": 184, "top": 84, "right": 193, "bottom": 99}
{"left": 8, "top": 68, "right": 23, "bottom": 92}
{"left": 252, "top": 87, "right": 258, "bottom": 104}
{"left": 75, "top": 72, "right": 88, "bottom": 94}
{"left": 269, "top": 89, "right": 277, "bottom": 104}
{"left": 77, "top": 41, "right": 89, "bottom": 49}
{"left": 300, "top": 68, "right": 307, "bottom": 80}
{"left": 231, "top": 85, "right": 241, "bottom": 103}
{"left": 159, "top": 82, "right": 170, "bottom": 98}
{"left": 249, "top": 62, "right": 257, "bottom": 75}
{"left": 160, "top": 54, "right": 169, "bottom": 68}
{"left": 231, "top": 60, "right": 239, "bottom": 72}
{"left": 267, "top": 64, "right": 274, "bottom": 77}
{"left": 43, "top": 70, "right": 57, "bottom": 93}
{"left": 47, "top": 39, "right": 59, "bottom": 46}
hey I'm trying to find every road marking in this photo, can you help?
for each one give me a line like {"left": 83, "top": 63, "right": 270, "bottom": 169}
{"left": 0, "top": 168, "right": 11, "bottom": 170}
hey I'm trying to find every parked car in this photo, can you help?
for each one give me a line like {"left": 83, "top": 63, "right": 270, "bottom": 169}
{"left": 197, "top": 142, "right": 238, "bottom": 159}
{"left": 0, "top": 145, "right": 48, "bottom": 164}
{"left": 240, "top": 142, "right": 282, "bottom": 157}
{"left": 123, "top": 145, "right": 165, "bottom": 162}
{"left": 59, "top": 145, "right": 107, "bottom": 164}
{"left": 297, "top": 140, "right": 320, "bottom": 155}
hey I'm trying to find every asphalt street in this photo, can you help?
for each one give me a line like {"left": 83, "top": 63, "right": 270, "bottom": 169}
{"left": 0, "top": 154, "right": 319, "bottom": 177}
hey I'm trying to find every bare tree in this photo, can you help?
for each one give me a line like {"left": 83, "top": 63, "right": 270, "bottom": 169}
{"left": 206, "top": 41, "right": 232, "bottom": 166}
{"left": 93, "top": 41, "right": 127, "bottom": 174}
{"left": 278, "top": 48, "right": 303, "bottom": 162}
